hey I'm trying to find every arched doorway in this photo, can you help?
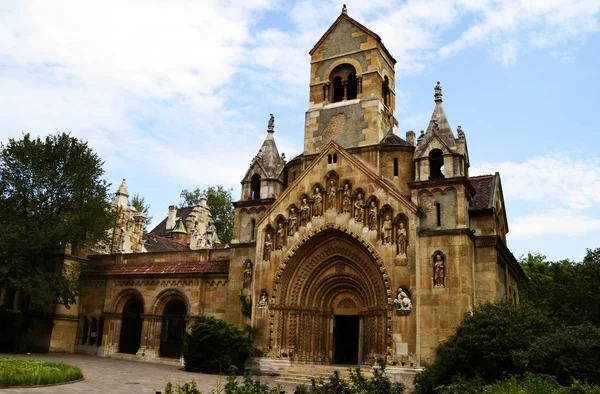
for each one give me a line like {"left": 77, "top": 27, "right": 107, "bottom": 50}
{"left": 159, "top": 298, "right": 187, "bottom": 358}
{"left": 270, "top": 228, "right": 390, "bottom": 365}
{"left": 119, "top": 298, "right": 143, "bottom": 354}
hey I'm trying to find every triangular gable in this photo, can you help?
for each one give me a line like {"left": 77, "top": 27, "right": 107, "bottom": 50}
{"left": 309, "top": 13, "right": 396, "bottom": 64}
{"left": 492, "top": 173, "right": 509, "bottom": 234}
{"left": 257, "top": 141, "right": 419, "bottom": 226}
{"left": 414, "top": 132, "right": 454, "bottom": 159}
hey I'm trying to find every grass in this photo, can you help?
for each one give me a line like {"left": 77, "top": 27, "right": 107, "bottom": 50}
{"left": 0, "top": 358, "right": 83, "bottom": 387}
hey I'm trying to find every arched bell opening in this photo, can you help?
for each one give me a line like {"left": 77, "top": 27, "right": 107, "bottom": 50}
{"left": 329, "top": 64, "right": 358, "bottom": 103}
{"left": 270, "top": 228, "right": 390, "bottom": 365}
{"left": 159, "top": 298, "right": 187, "bottom": 358}
{"left": 119, "top": 298, "right": 144, "bottom": 354}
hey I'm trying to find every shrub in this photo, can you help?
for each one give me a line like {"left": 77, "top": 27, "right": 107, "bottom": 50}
{"left": 414, "top": 302, "right": 550, "bottom": 393}
{"left": 294, "top": 364, "right": 404, "bottom": 394}
{"left": 183, "top": 316, "right": 258, "bottom": 374}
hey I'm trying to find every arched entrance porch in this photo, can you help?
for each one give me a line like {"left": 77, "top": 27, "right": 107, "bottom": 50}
{"left": 119, "top": 298, "right": 143, "bottom": 354}
{"left": 269, "top": 227, "right": 391, "bottom": 365}
{"left": 159, "top": 298, "right": 187, "bottom": 358}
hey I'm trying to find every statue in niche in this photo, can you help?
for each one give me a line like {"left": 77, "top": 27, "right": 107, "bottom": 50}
{"left": 397, "top": 222, "right": 408, "bottom": 257}
{"left": 327, "top": 180, "right": 337, "bottom": 210}
{"left": 394, "top": 287, "right": 412, "bottom": 315}
{"left": 258, "top": 290, "right": 268, "bottom": 309}
{"left": 368, "top": 201, "right": 378, "bottom": 231}
{"left": 354, "top": 192, "right": 365, "bottom": 222}
{"left": 300, "top": 197, "right": 310, "bottom": 226}
{"left": 313, "top": 187, "right": 323, "bottom": 216}
{"left": 276, "top": 222, "right": 285, "bottom": 250}
{"left": 434, "top": 253, "right": 445, "bottom": 287}
{"left": 243, "top": 261, "right": 252, "bottom": 289}
{"left": 381, "top": 215, "right": 392, "bottom": 244}
{"left": 342, "top": 183, "right": 351, "bottom": 213}
{"left": 288, "top": 208, "right": 298, "bottom": 235}
{"left": 204, "top": 221, "right": 217, "bottom": 247}
{"left": 263, "top": 233, "right": 273, "bottom": 262}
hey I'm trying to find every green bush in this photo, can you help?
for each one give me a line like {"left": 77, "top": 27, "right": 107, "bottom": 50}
{"left": 183, "top": 316, "right": 258, "bottom": 374}
{"left": 414, "top": 302, "right": 550, "bottom": 393}
{"left": 294, "top": 364, "right": 404, "bottom": 394}
{"left": 0, "top": 358, "right": 83, "bottom": 387}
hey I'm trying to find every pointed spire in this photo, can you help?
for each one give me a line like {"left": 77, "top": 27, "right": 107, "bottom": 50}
{"left": 342, "top": 4, "right": 348, "bottom": 15}
{"left": 116, "top": 179, "right": 129, "bottom": 197}
{"left": 434, "top": 81, "right": 442, "bottom": 103}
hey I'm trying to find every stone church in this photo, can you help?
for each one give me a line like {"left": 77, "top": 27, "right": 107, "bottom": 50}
{"left": 2, "top": 6, "right": 523, "bottom": 373}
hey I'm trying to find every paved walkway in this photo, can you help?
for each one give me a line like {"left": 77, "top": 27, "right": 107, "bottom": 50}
{"left": 0, "top": 353, "right": 296, "bottom": 393}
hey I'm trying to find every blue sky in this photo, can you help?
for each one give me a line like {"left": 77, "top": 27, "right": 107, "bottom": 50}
{"left": 1, "top": 0, "right": 599, "bottom": 262}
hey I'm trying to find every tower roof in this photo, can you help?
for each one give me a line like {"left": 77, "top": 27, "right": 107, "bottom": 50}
{"left": 249, "top": 114, "right": 286, "bottom": 179}
{"left": 424, "top": 82, "right": 457, "bottom": 150}
{"left": 116, "top": 179, "right": 129, "bottom": 196}
{"left": 309, "top": 5, "right": 396, "bottom": 64}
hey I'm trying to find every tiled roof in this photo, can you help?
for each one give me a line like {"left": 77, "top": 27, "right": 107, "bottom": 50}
{"left": 380, "top": 132, "right": 413, "bottom": 147}
{"left": 91, "top": 260, "right": 229, "bottom": 276}
{"left": 144, "top": 233, "right": 190, "bottom": 252}
{"left": 469, "top": 174, "right": 494, "bottom": 210}
{"left": 149, "top": 206, "right": 194, "bottom": 237}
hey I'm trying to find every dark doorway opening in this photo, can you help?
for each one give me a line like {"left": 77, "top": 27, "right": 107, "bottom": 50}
{"left": 160, "top": 299, "right": 187, "bottom": 358}
{"left": 119, "top": 299, "right": 143, "bottom": 354}
{"left": 334, "top": 315, "right": 359, "bottom": 365}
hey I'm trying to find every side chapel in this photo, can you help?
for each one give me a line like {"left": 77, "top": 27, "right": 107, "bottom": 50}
{"left": 1, "top": 6, "right": 523, "bottom": 372}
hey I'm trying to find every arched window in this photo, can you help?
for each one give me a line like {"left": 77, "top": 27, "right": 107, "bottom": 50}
{"left": 393, "top": 158, "right": 399, "bottom": 176}
{"left": 429, "top": 149, "right": 444, "bottom": 180}
{"left": 329, "top": 64, "right": 357, "bottom": 103}
{"left": 382, "top": 76, "right": 390, "bottom": 106}
{"left": 251, "top": 174, "right": 261, "bottom": 200}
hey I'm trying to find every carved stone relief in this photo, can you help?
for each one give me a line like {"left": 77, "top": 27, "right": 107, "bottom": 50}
{"left": 433, "top": 252, "right": 445, "bottom": 287}
{"left": 394, "top": 287, "right": 412, "bottom": 315}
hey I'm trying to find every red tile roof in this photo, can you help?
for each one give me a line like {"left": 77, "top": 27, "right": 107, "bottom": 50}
{"left": 144, "top": 233, "right": 190, "bottom": 252}
{"left": 469, "top": 174, "right": 494, "bottom": 210}
{"left": 91, "top": 260, "right": 229, "bottom": 276}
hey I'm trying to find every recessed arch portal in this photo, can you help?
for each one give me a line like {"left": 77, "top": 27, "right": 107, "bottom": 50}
{"left": 269, "top": 224, "right": 391, "bottom": 365}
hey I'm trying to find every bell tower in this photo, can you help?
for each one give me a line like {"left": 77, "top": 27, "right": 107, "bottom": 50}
{"left": 304, "top": 5, "right": 398, "bottom": 155}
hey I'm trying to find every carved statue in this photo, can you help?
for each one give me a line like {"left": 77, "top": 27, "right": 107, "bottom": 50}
{"left": 119, "top": 227, "right": 126, "bottom": 252}
{"left": 457, "top": 125, "right": 465, "bottom": 138}
{"left": 263, "top": 233, "right": 273, "bottom": 262}
{"left": 327, "top": 180, "right": 337, "bottom": 210}
{"left": 204, "top": 221, "right": 217, "bottom": 247}
{"left": 313, "top": 187, "right": 323, "bottom": 216}
{"left": 397, "top": 222, "right": 408, "bottom": 257}
{"left": 434, "top": 81, "right": 442, "bottom": 102}
{"left": 354, "top": 192, "right": 365, "bottom": 222}
{"left": 243, "top": 261, "right": 252, "bottom": 289}
{"left": 382, "top": 215, "right": 392, "bottom": 244}
{"left": 342, "top": 183, "right": 351, "bottom": 213}
{"left": 267, "top": 113, "right": 274, "bottom": 131}
{"left": 300, "top": 197, "right": 310, "bottom": 226}
{"left": 258, "top": 290, "right": 268, "bottom": 309}
{"left": 434, "top": 253, "right": 445, "bottom": 287}
{"left": 394, "top": 287, "right": 412, "bottom": 314}
{"left": 368, "top": 201, "right": 378, "bottom": 231}
{"left": 276, "top": 222, "right": 285, "bottom": 250}
{"left": 288, "top": 208, "right": 298, "bottom": 235}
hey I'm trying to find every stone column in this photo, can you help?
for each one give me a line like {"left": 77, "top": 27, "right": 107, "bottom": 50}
{"left": 342, "top": 81, "right": 348, "bottom": 100}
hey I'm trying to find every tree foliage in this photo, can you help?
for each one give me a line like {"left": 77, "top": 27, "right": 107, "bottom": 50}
{"left": 0, "top": 133, "right": 114, "bottom": 351}
{"left": 130, "top": 193, "right": 152, "bottom": 227}
{"left": 180, "top": 185, "right": 234, "bottom": 243}
{"left": 183, "top": 316, "right": 257, "bottom": 374}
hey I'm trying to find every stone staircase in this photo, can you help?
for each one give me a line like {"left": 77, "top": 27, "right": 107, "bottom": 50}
{"left": 274, "top": 364, "right": 375, "bottom": 386}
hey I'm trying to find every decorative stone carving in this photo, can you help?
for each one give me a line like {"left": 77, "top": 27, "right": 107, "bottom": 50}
{"left": 354, "top": 192, "right": 365, "bottom": 222}
{"left": 327, "top": 180, "right": 337, "bottom": 211}
{"left": 263, "top": 233, "right": 273, "bottom": 262}
{"left": 457, "top": 125, "right": 465, "bottom": 138}
{"left": 313, "top": 187, "right": 323, "bottom": 216}
{"left": 288, "top": 208, "right": 298, "bottom": 235}
{"left": 434, "top": 81, "right": 442, "bottom": 102}
{"left": 394, "top": 287, "right": 412, "bottom": 315}
{"left": 267, "top": 113, "right": 274, "bottom": 132}
{"left": 300, "top": 197, "right": 310, "bottom": 226}
{"left": 204, "top": 221, "right": 217, "bottom": 248}
{"left": 434, "top": 253, "right": 445, "bottom": 287}
{"left": 397, "top": 222, "right": 408, "bottom": 257}
{"left": 342, "top": 183, "right": 351, "bottom": 213}
{"left": 243, "top": 260, "right": 252, "bottom": 289}
{"left": 381, "top": 215, "right": 392, "bottom": 244}
{"left": 276, "top": 222, "right": 285, "bottom": 250}
{"left": 368, "top": 201, "right": 378, "bottom": 231}
{"left": 119, "top": 227, "right": 126, "bottom": 252}
{"left": 258, "top": 290, "right": 268, "bottom": 309}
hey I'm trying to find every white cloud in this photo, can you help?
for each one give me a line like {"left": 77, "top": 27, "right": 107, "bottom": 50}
{"left": 473, "top": 153, "right": 600, "bottom": 237}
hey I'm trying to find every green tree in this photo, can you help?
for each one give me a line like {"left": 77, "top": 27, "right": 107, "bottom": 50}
{"left": 0, "top": 133, "right": 115, "bottom": 352}
{"left": 180, "top": 185, "right": 234, "bottom": 243}
{"left": 414, "top": 302, "right": 550, "bottom": 393}
{"left": 130, "top": 193, "right": 152, "bottom": 228}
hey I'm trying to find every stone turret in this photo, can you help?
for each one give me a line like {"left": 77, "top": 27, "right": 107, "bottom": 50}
{"left": 113, "top": 179, "right": 129, "bottom": 208}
